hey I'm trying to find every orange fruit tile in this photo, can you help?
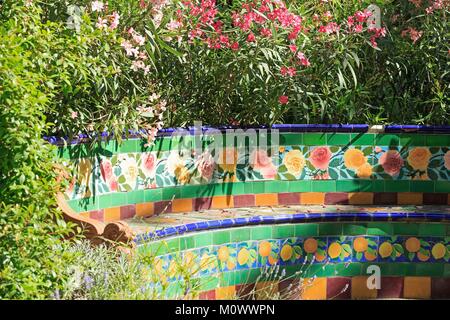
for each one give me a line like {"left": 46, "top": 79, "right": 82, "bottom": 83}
{"left": 172, "top": 198, "right": 193, "bottom": 213}
{"left": 136, "top": 202, "right": 154, "bottom": 217}
{"left": 211, "top": 195, "right": 234, "bottom": 209}
{"left": 255, "top": 193, "right": 278, "bottom": 206}
{"left": 348, "top": 192, "right": 374, "bottom": 205}
{"left": 300, "top": 192, "right": 325, "bottom": 205}
{"left": 398, "top": 192, "right": 423, "bottom": 205}
{"left": 403, "top": 277, "right": 431, "bottom": 299}
{"left": 301, "top": 277, "right": 327, "bottom": 300}
{"left": 103, "top": 207, "right": 121, "bottom": 222}
{"left": 351, "top": 276, "right": 377, "bottom": 299}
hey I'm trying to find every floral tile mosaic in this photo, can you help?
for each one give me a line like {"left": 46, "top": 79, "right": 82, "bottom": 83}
{"left": 64, "top": 144, "right": 450, "bottom": 200}
{"left": 148, "top": 234, "right": 450, "bottom": 282}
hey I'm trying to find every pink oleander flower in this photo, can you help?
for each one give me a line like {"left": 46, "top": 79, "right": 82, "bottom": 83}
{"left": 121, "top": 40, "right": 139, "bottom": 57}
{"left": 91, "top": 1, "right": 104, "bottom": 12}
{"left": 289, "top": 44, "right": 297, "bottom": 52}
{"left": 230, "top": 42, "right": 239, "bottom": 51}
{"left": 309, "top": 147, "right": 332, "bottom": 170}
{"left": 260, "top": 28, "right": 272, "bottom": 37}
{"left": 167, "top": 19, "right": 183, "bottom": 30}
{"left": 96, "top": 17, "right": 108, "bottom": 29}
{"left": 109, "top": 11, "right": 120, "bottom": 30}
{"left": 71, "top": 111, "right": 78, "bottom": 119}
{"left": 279, "top": 95, "right": 289, "bottom": 104}
{"left": 296, "top": 51, "right": 310, "bottom": 66}
{"left": 379, "top": 150, "right": 404, "bottom": 176}
{"left": 247, "top": 32, "right": 256, "bottom": 42}
{"left": 353, "top": 24, "right": 363, "bottom": 33}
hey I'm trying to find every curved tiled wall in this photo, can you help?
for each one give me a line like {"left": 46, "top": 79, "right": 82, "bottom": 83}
{"left": 56, "top": 125, "right": 450, "bottom": 221}
{"left": 53, "top": 125, "right": 450, "bottom": 299}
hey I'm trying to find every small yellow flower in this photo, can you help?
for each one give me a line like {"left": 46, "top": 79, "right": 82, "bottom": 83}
{"left": 356, "top": 163, "right": 373, "bottom": 178}
{"left": 344, "top": 148, "right": 367, "bottom": 170}
{"left": 283, "top": 150, "right": 305, "bottom": 176}
{"left": 407, "top": 147, "right": 431, "bottom": 171}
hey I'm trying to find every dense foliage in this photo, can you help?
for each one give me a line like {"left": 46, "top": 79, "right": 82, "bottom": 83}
{"left": 157, "top": 0, "right": 449, "bottom": 126}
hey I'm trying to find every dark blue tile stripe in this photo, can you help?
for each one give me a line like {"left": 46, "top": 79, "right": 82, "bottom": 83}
{"left": 133, "top": 212, "right": 449, "bottom": 245}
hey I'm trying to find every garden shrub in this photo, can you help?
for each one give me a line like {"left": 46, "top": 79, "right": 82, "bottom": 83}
{"left": 156, "top": 0, "right": 449, "bottom": 126}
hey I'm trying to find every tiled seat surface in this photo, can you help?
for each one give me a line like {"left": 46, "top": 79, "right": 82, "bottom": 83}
{"left": 124, "top": 204, "right": 450, "bottom": 237}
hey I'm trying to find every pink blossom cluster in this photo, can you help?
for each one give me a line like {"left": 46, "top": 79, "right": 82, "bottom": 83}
{"left": 346, "top": 10, "right": 372, "bottom": 33}
{"left": 91, "top": 1, "right": 120, "bottom": 31}
{"left": 401, "top": 27, "right": 423, "bottom": 43}
{"left": 121, "top": 28, "right": 150, "bottom": 74}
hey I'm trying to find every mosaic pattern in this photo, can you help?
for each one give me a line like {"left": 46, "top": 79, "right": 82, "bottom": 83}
{"left": 63, "top": 143, "right": 450, "bottom": 200}
{"left": 145, "top": 234, "right": 450, "bottom": 282}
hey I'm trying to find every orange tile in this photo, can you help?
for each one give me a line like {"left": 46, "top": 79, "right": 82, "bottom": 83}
{"left": 172, "top": 199, "right": 193, "bottom": 213}
{"left": 348, "top": 192, "right": 374, "bottom": 205}
{"left": 212, "top": 196, "right": 234, "bottom": 209}
{"left": 300, "top": 277, "right": 327, "bottom": 300}
{"left": 215, "top": 286, "right": 236, "bottom": 300}
{"left": 300, "top": 192, "right": 325, "bottom": 205}
{"left": 103, "top": 207, "right": 121, "bottom": 222}
{"left": 351, "top": 276, "right": 377, "bottom": 299}
{"left": 255, "top": 193, "right": 278, "bottom": 206}
{"left": 254, "top": 281, "right": 278, "bottom": 300}
{"left": 136, "top": 202, "right": 154, "bottom": 217}
{"left": 79, "top": 211, "right": 90, "bottom": 219}
{"left": 398, "top": 192, "right": 423, "bottom": 205}
{"left": 403, "top": 277, "right": 431, "bottom": 299}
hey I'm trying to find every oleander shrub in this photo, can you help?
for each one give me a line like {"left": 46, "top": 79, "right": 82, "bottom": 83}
{"left": 156, "top": 0, "right": 449, "bottom": 126}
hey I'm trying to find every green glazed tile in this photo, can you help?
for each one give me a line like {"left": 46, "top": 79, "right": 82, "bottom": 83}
{"left": 213, "top": 231, "right": 231, "bottom": 245}
{"left": 219, "top": 271, "right": 236, "bottom": 286}
{"left": 326, "top": 133, "right": 350, "bottom": 145}
{"left": 435, "top": 181, "right": 450, "bottom": 193}
{"left": 294, "top": 224, "right": 318, "bottom": 237}
{"left": 127, "top": 190, "right": 145, "bottom": 204}
{"left": 194, "top": 232, "right": 213, "bottom": 247}
{"left": 162, "top": 187, "right": 182, "bottom": 201}
{"left": 288, "top": 180, "right": 311, "bottom": 192}
{"left": 110, "top": 192, "right": 127, "bottom": 207}
{"left": 359, "top": 180, "right": 373, "bottom": 192}
{"left": 386, "top": 263, "right": 416, "bottom": 276}
{"left": 303, "top": 133, "right": 326, "bottom": 146}
{"left": 230, "top": 227, "right": 251, "bottom": 242}
{"left": 444, "top": 264, "right": 450, "bottom": 277}
{"left": 252, "top": 181, "right": 266, "bottom": 194}
{"left": 273, "top": 224, "right": 295, "bottom": 238}
{"left": 98, "top": 194, "right": 112, "bottom": 210}
{"left": 334, "top": 262, "right": 363, "bottom": 276}
{"left": 336, "top": 180, "right": 359, "bottom": 192}
{"left": 367, "top": 223, "right": 394, "bottom": 236}
{"left": 162, "top": 238, "right": 180, "bottom": 253}
{"left": 280, "top": 133, "right": 303, "bottom": 146}
{"left": 342, "top": 223, "right": 367, "bottom": 235}
{"left": 399, "top": 134, "right": 426, "bottom": 147}
{"left": 179, "top": 236, "right": 195, "bottom": 250}
{"left": 371, "top": 180, "right": 385, "bottom": 192}
{"left": 426, "top": 135, "right": 450, "bottom": 146}
{"left": 118, "top": 139, "right": 138, "bottom": 153}
{"left": 319, "top": 223, "right": 342, "bottom": 236}
{"left": 265, "top": 181, "right": 289, "bottom": 193}
{"left": 415, "top": 263, "right": 445, "bottom": 277}
{"left": 418, "top": 223, "right": 446, "bottom": 236}
{"left": 447, "top": 225, "right": 450, "bottom": 236}
{"left": 410, "top": 181, "right": 434, "bottom": 193}
{"left": 375, "top": 134, "right": 400, "bottom": 146}
{"left": 385, "top": 180, "right": 410, "bottom": 192}
{"left": 144, "top": 188, "right": 162, "bottom": 202}
{"left": 198, "top": 276, "right": 220, "bottom": 291}
{"left": 393, "top": 223, "right": 420, "bottom": 235}
{"left": 351, "top": 133, "right": 375, "bottom": 146}
{"left": 244, "top": 182, "right": 254, "bottom": 194}
{"left": 311, "top": 180, "right": 336, "bottom": 192}
{"left": 315, "top": 264, "right": 337, "bottom": 277}
{"left": 251, "top": 226, "right": 273, "bottom": 240}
